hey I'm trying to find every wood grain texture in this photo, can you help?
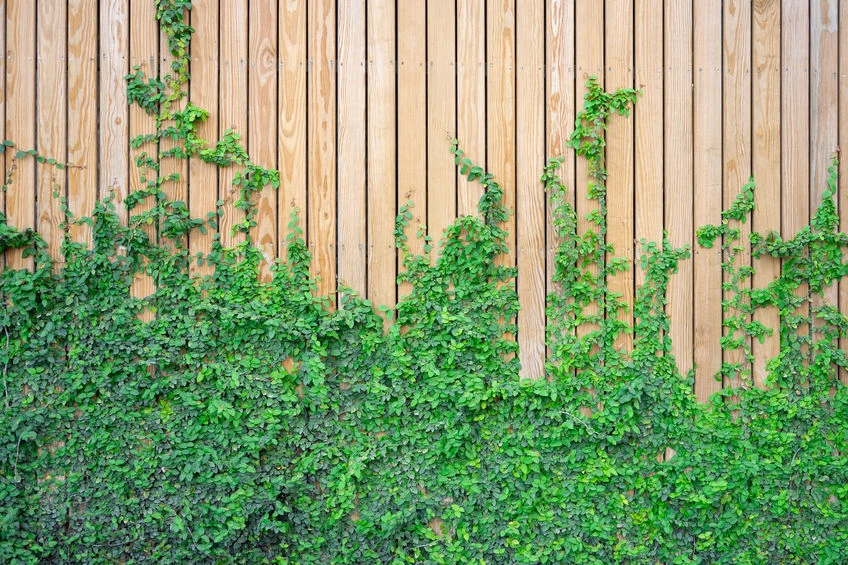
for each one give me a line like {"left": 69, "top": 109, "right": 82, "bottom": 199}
{"left": 692, "top": 0, "right": 723, "bottom": 401}
{"left": 428, "top": 0, "right": 457, "bottom": 253}
{"left": 396, "top": 0, "right": 426, "bottom": 297}
{"left": 219, "top": 0, "right": 248, "bottom": 249}
{"left": 278, "top": 0, "right": 307, "bottom": 261}
{"left": 457, "top": 0, "right": 486, "bottom": 216}
{"left": 336, "top": 0, "right": 366, "bottom": 296}
{"left": 160, "top": 24, "right": 187, "bottom": 208}
{"left": 516, "top": 0, "right": 546, "bottom": 379}
{"left": 487, "top": 0, "right": 516, "bottom": 266}
{"left": 751, "top": 0, "right": 781, "bottom": 388}
{"left": 188, "top": 0, "right": 219, "bottom": 279}
{"left": 308, "top": 0, "right": 337, "bottom": 300}
{"left": 0, "top": 0, "right": 4, "bottom": 270}
{"left": 99, "top": 0, "right": 129, "bottom": 224}
{"left": 5, "top": 0, "right": 36, "bottom": 270}
{"left": 839, "top": 0, "right": 848, "bottom": 385}
{"left": 249, "top": 0, "right": 279, "bottom": 280}
{"left": 605, "top": 0, "right": 635, "bottom": 354}
{"left": 665, "top": 0, "right": 693, "bottom": 378}
{"left": 367, "top": 0, "right": 397, "bottom": 312}
{"left": 67, "top": 0, "right": 97, "bottom": 247}
{"left": 36, "top": 0, "right": 67, "bottom": 263}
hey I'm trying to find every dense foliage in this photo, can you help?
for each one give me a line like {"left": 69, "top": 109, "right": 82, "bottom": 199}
{"left": 2, "top": 2, "right": 847, "bottom": 563}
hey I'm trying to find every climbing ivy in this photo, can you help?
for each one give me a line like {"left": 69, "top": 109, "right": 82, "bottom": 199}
{"left": 1, "top": 3, "right": 847, "bottom": 564}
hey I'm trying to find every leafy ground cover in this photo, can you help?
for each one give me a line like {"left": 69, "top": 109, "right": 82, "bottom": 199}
{"left": 1, "top": 2, "right": 847, "bottom": 563}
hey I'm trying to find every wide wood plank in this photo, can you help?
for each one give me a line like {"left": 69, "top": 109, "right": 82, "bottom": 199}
{"left": 516, "top": 0, "right": 546, "bottom": 379}
{"left": 336, "top": 0, "right": 366, "bottom": 296}
{"left": 36, "top": 0, "right": 67, "bottom": 263}
{"left": 249, "top": 0, "right": 279, "bottom": 280}
{"left": 67, "top": 0, "right": 98, "bottom": 247}
{"left": 308, "top": 0, "right": 337, "bottom": 300}
{"left": 665, "top": 0, "right": 694, "bottom": 378}
{"left": 367, "top": 0, "right": 397, "bottom": 312}
{"left": 5, "top": 0, "right": 36, "bottom": 270}
{"left": 396, "top": 0, "right": 427, "bottom": 297}
{"left": 457, "top": 0, "right": 486, "bottom": 216}
{"left": 692, "top": 0, "right": 723, "bottom": 401}
{"left": 752, "top": 0, "right": 781, "bottom": 388}
{"left": 99, "top": 0, "right": 129, "bottom": 224}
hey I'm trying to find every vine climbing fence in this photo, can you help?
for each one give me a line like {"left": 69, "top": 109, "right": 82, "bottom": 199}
{"left": 1, "top": 0, "right": 847, "bottom": 394}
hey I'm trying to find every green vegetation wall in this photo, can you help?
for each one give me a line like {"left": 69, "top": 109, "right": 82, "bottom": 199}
{"left": 2, "top": 2, "right": 848, "bottom": 564}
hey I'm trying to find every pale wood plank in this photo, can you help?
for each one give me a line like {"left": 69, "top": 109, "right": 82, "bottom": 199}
{"left": 308, "top": 0, "right": 337, "bottom": 299}
{"left": 692, "top": 0, "right": 723, "bottom": 401}
{"left": 665, "top": 0, "right": 694, "bottom": 377}
{"left": 336, "top": 0, "right": 366, "bottom": 296}
{"left": 278, "top": 0, "right": 307, "bottom": 261}
{"left": 36, "top": 0, "right": 67, "bottom": 263}
{"left": 752, "top": 0, "right": 781, "bottom": 388}
{"left": 839, "top": 0, "right": 848, "bottom": 385}
{"left": 396, "top": 0, "right": 427, "bottom": 297}
{"left": 0, "top": 0, "right": 5, "bottom": 270}
{"left": 605, "top": 0, "right": 635, "bottom": 354}
{"left": 188, "top": 0, "right": 219, "bottom": 279}
{"left": 457, "top": 0, "right": 486, "bottom": 216}
{"left": 516, "top": 0, "right": 546, "bottom": 379}
{"left": 367, "top": 0, "right": 397, "bottom": 312}
{"left": 160, "top": 11, "right": 188, "bottom": 224}
{"left": 219, "top": 0, "right": 248, "bottom": 249}
{"left": 67, "top": 0, "right": 98, "bottom": 247}
{"left": 5, "top": 0, "right": 36, "bottom": 269}
{"left": 99, "top": 0, "right": 129, "bottom": 224}
{"left": 249, "top": 0, "right": 279, "bottom": 281}
{"left": 428, "top": 0, "right": 457, "bottom": 252}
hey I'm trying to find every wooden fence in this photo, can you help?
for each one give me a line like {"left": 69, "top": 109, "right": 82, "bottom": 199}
{"left": 1, "top": 0, "right": 847, "bottom": 395}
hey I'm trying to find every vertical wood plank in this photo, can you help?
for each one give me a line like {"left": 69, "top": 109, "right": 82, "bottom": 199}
{"left": 0, "top": 0, "right": 5, "bottom": 270}
{"left": 752, "top": 0, "right": 781, "bottom": 388}
{"left": 5, "top": 0, "right": 36, "bottom": 270}
{"left": 100, "top": 0, "right": 129, "bottom": 224}
{"left": 308, "top": 0, "right": 337, "bottom": 299}
{"left": 278, "top": 0, "right": 307, "bottom": 260}
{"left": 67, "top": 0, "right": 97, "bottom": 247}
{"left": 249, "top": 0, "right": 279, "bottom": 280}
{"left": 665, "top": 0, "right": 694, "bottom": 377}
{"left": 36, "top": 0, "right": 67, "bottom": 262}
{"left": 487, "top": 0, "right": 515, "bottom": 264}
{"left": 367, "top": 0, "right": 397, "bottom": 311}
{"left": 605, "top": 0, "right": 635, "bottom": 353}
{"left": 336, "top": 0, "right": 366, "bottom": 295}
{"left": 692, "top": 0, "right": 723, "bottom": 401}
{"left": 219, "top": 1, "right": 248, "bottom": 249}
{"left": 160, "top": 9, "right": 188, "bottom": 225}
{"left": 428, "top": 0, "right": 457, "bottom": 249}
{"left": 189, "top": 0, "right": 219, "bottom": 278}
{"left": 397, "top": 0, "right": 426, "bottom": 296}
{"left": 129, "top": 0, "right": 158, "bottom": 302}
{"left": 516, "top": 0, "right": 546, "bottom": 378}
{"left": 839, "top": 0, "right": 848, "bottom": 385}
{"left": 457, "top": 0, "right": 486, "bottom": 215}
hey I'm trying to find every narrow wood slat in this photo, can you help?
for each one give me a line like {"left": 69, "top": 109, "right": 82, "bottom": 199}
{"left": 129, "top": 0, "right": 158, "bottom": 303}
{"left": 188, "top": 0, "right": 219, "bottom": 279}
{"left": 692, "top": 0, "right": 723, "bottom": 401}
{"left": 336, "top": 0, "right": 366, "bottom": 296}
{"left": 605, "top": 0, "right": 635, "bottom": 354}
{"left": 839, "top": 0, "right": 848, "bottom": 385}
{"left": 516, "top": 0, "right": 546, "bottom": 378}
{"left": 219, "top": 1, "right": 248, "bottom": 249}
{"left": 396, "top": 0, "right": 426, "bottom": 297}
{"left": 0, "top": 0, "right": 5, "bottom": 270}
{"left": 100, "top": 0, "right": 129, "bottom": 224}
{"left": 752, "top": 0, "right": 781, "bottom": 388}
{"left": 36, "top": 1, "right": 67, "bottom": 263}
{"left": 665, "top": 0, "right": 694, "bottom": 378}
{"left": 67, "top": 0, "right": 97, "bottom": 247}
{"left": 249, "top": 0, "right": 279, "bottom": 280}
{"left": 5, "top": 0, "right": 36, "bottom": 269}
{"left": 278, "top": 0, "right": 307, "bottom": 261}
{"left": 457, "top": 0, "right": 486, "bottom": 216}
{"left": 367, "top": 0, "right": 397, "bottom": 312}
{"left": 308, "top": 0, "right": 337, "bottom": 300}
{"left": 487, "top": 0, "right": 515, "bottom": 265}
{"left": 428, "top": 0, "right": 457, "bottom": 252}
{"left": 160, "top": 20, "right": 188, "bottom": 218}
